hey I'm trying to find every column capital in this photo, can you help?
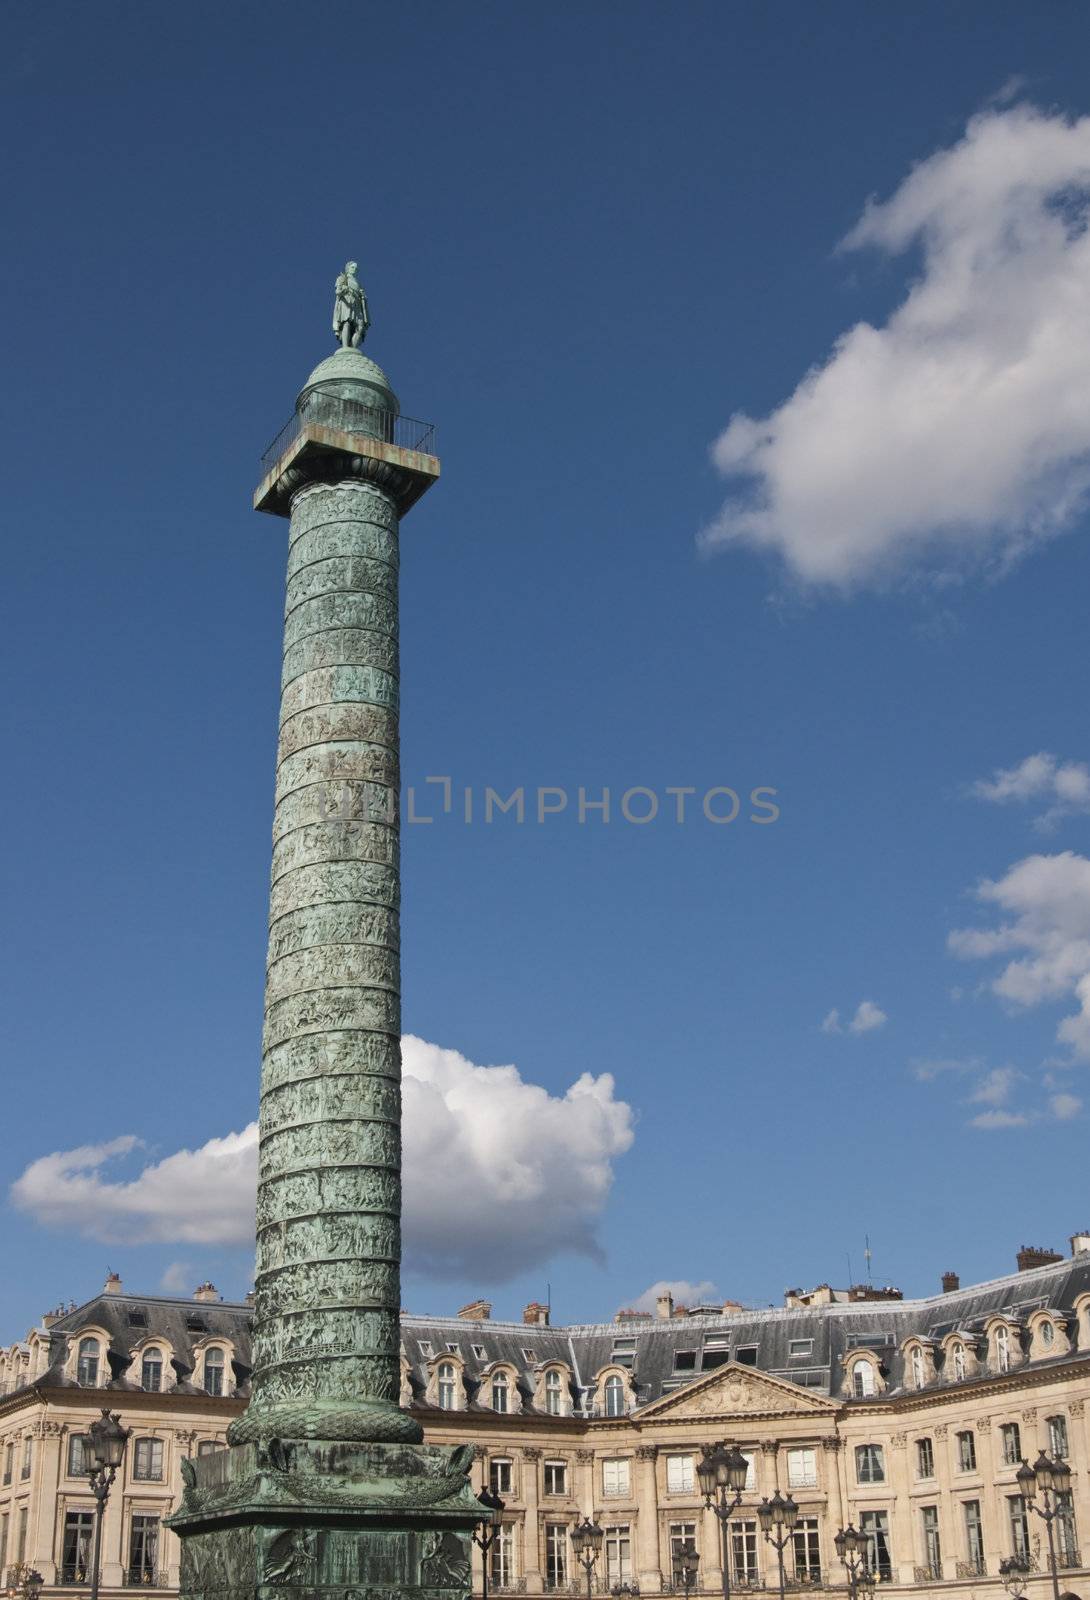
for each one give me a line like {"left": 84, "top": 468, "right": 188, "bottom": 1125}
{"left": 523, "top": 1447, "right": 543, "bottom": 1461}
{"left": 576, "top": 1449, "right": 595, "bottom": 1463}
{"left": 820, "top": 1436, "right": 842, "bottom": 1453}
{"left": 635, "top": 1445, "right": 658, "bottom": 1461}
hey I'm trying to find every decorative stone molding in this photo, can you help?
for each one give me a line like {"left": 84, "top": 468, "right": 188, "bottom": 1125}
{"left": 1070, "top": 1400, "right": 1085, "bottom": 1417}
{"left": 976, "top": 1416, "right": 992, "bottom": 1432}
{"left": 820, "top": 1436, "right": 842, "bottom": 1453}
{"left": 522, "top": 1447, "right": 543, "bottom": 1461}
{"left": 934, "top": 1424, "right": 948, "bottom": 1440}
{"left": 890, "top": 1433, "right": 907, "bottom": 1448}
{"left": 1022, "top": 1408, "right": 1038, "bottom": 1422}
{"left": 635, "top": 1445, "right": 658, "bottom": 1461}
{"left": 472, "top": 1446, "right": 488, "bottom": 1461}
{"left": 576, "top": 1449, "right": 595, "bottom": 1463}
{"left": 759, "top": 1439, "right": 778, "bottom": 1455}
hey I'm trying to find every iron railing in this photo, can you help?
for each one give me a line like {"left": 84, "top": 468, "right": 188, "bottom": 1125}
{"left": 913, "top": 1562, "right": 943, "bottom": 1584}
{"left": 956, "top": 1558, "right": 987, "bottom": 1578}
{"left": 261, "top": 395, "right": 437, "bottom": 471}
{"left": 123, "top": 1570, "right": 170, "bottom": 1588}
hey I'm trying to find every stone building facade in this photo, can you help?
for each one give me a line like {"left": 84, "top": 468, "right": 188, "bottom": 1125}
{"left": 3, "top": 1243, "right": 1090, "bottom": 1600}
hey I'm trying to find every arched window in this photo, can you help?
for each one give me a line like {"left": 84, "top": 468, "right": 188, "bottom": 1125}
{"left": 911, "top": 1347, "right": 925, "bottom": 1388}
{"left": 1040, "top": 1320, "right": 1055, "bottom": 1349}
{"left": 77, "top": 1338, "right": 100, "bottom": 1386}
{"left": 996, "top": 1325, "right": 1010, "bottom": 1373}
{"left": 952, "top": 1343, "right": 966, "bottom": 1382}
{"left": 197, "top": 1440, "right": 226, "bottom": 1457}
{"left": 492, "top": 1371, "right": 509, "bottom": 1413}
{"left": 604, "top": 1374, "right": 625, "bottom": 1417}
{"left": 852, "top": 1359, "right": 875, "bottom": 1398}
{"left": 437, "top": 1363, "right": 456, "bottom": 1410}
{"left": 141, "top": 1349, "right": 163, "bottom": 1392}
{"left": 203, "top": 1347, "right": 225, "bottom": 1397}
{"left": 545, "top": 1369, "right": 563, "bottom": 1416}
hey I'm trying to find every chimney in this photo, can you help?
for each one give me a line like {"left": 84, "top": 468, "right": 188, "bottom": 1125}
{"left": 942, "top": 1271, "right": 960, "bottom": 1293}
{"left": 193, "top": 1281, "right": 221, "bottom": 1302}
{"left": 1016, "top": 1246, "right": 1064, "bottom": 1273}
{"left": 1071, "top": 1231, "right": 1090, "bottom": 1257}
{"left": 103, "top": 1271, "right": 123, "bottom": 1294}
{"left": 523, "top": 1302, "right": 550, "bottom": 1326}
{"left": 457, "top": 1299, "right": 491, "bottom": 1320}
{"left": 656, "top": 1291, "right": 674, "bottom": 1321}
{"left": 245, "top": 1289, "right": 256, "bottom": 1306}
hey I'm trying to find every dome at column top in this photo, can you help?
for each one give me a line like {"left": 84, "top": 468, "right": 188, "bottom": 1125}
{"left": 296, "top": 346, "right": 400, "bottom": 417}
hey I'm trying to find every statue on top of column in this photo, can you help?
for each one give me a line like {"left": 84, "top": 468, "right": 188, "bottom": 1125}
{"left": 333, "top": 261, "right": 370, "bottom": 349}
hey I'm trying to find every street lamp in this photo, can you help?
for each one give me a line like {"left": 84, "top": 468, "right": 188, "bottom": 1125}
{"left": 1018, "top": 1451, "right": 1074, "bottom": 1600}
{"left": 835, "top": 1524, "right": 869, "bottom": 1600}
{"left": 86, "top": 1409, "right": 130, "bottom": 1600}
{"left": 676, "top": 1545, "right": 701, "bottom": 1597}
{"left": 571, "top": 1518, "right": 605, "bottom": 1600}
{"left": 5, "top": 1566, "right": 45, "bottom": 1600}
{"left": 1000, "top": 1557, "right": 1032, "bottom": 1600}
{"left": 758, "top": 1493, "right": 799, "bottom": 1600}
{"left": 698, "top": 1444, "right": 750, "bottom": 1600}
{"left": 473, "top": 1488, "right": 505, "bottom": 1600}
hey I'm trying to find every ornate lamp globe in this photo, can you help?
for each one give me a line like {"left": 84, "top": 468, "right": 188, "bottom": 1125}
{"left": 696, "top": 1449, "right": 719, "bottom": 1501}
{"left": 87, "top": 1409, "right": 130, "bottom": 1470}
{"left": 782, "top": 1494, "right": 800, "bottom": 1532}
{"left": 725, "top": 1446, "right": 750, "bottom": 1494}
{"left": 1032, "top": 1450, "right": 1056, "bottom": 1494}
{"left": 1051, "top": 1456, "right": 1073, "bottom": 1495}
{"left": 1016, "top": 1458, "right": 1038, "bottom": 1502}
{"left": 757, "top": 1498, "right": 775, "bottom": 1534}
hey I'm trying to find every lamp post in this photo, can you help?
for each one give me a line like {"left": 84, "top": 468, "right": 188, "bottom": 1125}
{"left": 999, "top": 1558, "right": 1031, "bottom": 1600}
{"left": 1018, "top": 1451, "right": 1074, "bottom": 1600}
{"left": 835, "top": 1524, "right": 869, "bottom": 1600}
{"left": 5, "top": 1565, "right": 44, "bottom": 1600}
{"left": 473, "top": 1488, "right": 505, "bottom": 1600}
{"left": 758, "top": 1494, "right": 799, "bottom": 1600}
{"left": 676, "top": 1545, "right": 700, "bottom": 1597}
{"left": 572, "top": 1517, "right": 605, "bottom": 1600}
{"left": 86, "top": 1409, "right": 130, "bottom": 1600}
{"left": 697, "top": 1444, "right": 750, "bottom": 1600}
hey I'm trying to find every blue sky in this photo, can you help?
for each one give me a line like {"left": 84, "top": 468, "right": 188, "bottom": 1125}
{"left": 4, "top": 1, "right": 1090, "bottom": 1339}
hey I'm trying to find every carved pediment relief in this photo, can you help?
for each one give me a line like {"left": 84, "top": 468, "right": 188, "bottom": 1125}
{"left": 637, "top": 1361, "right": 837, "bottom": 1422}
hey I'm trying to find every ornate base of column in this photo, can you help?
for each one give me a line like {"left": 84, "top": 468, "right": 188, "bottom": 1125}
{"left": 227, "top": 1398, "right": 423, "bottom": 1445}
{"left": 167, "top": 1438, "right": 482, "bottom": 1600}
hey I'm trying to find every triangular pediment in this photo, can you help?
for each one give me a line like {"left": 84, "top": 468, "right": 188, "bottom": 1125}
{"left": 637, "top": 1361, "right": 838, "bottom": 1422}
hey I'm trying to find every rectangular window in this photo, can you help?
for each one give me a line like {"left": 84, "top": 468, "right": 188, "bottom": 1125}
{"left": 856, "top": 1444, "right": 885, "bottom": 1484}
{"left": 1001, "top": 1423, "right": 1022, "bottom": 1467}
{"left": 62, "top": 1510, "right": 94, "bottom": 1583}
{"left": 68, "top": 1433, "right": 90, "bottom": 1476}
{"left": 2, "top": 1442, "right": 11, "bottom": 1485}
{"left": 787, "top": 1448, "right": 817, "bottom": 1489}
{"left": 921, "top": 1507, "right": 941, "bottom": 1580}
{"left": 674, "top": 1350, "right": 697, "bottom": 1371}
{"left": 860, "top": 1511, "right": 892, "bottom": 1582}
{"left": 793, "top": 1518, "right": 821, "bottom": 1581}
{"left": 741, "top": 1451, "right": 756, "bottom": 1491}
{"left": 735, "top": 1344, "right": 759, "bottom": 1367}
{"left": 20, "top": 1436, "right": 31, "bottom": 1479}
{"left": 1049, "top": 1415, "right": 1069, "bottom": 1459}
{"left": 702, "top": 1338, "right": 731, "bottom": 1371}
{"left": 1009, "top": 1496, "right": 1030, "bottom": 1562}
{"left": 544, "top": 1460, "right": 567, "bottom": 1496}
{"left": 490, "top": 1525, "right": 515, "bottom": 1588}
{"left": 611, "top": 1339, "right": 637, "bottom": 1369}
{"left": 16, "top": 1505, "right": 27, "bottom": 1565}
{"left": 789, "top": 1339, "right": 814, "bottom": 1360}
{"left": 129, "top": 1514, "right": 160, "bottom": 1585}
{"left": 545, "top": 1524, "right": 568, "bottom": 1590}
{"left": 446, "top": 1343, "right": 460, "bottom": 1354}
{"left": 419, "top": 1341, "right": 433, "bottom": 1357}
{"left": 603, "top": 1458, "right": 631, "bottom": 1497}
{"left": 490, "top": 1459, "right": 513, "bottom": 1497}
{"left": 0, "top": 1513, "right": 8, "bottom": 1573}
{"left": 667, "top": 1454, "right": 694, "bottom": 1493}
{"left": 1056, "top": 1491, "right": 1079, "bottom": 1565}
{"left": 957, "top": 1431, "right": 977, "bottom": 1473}
{"left": 669, "top": 1523, "right": 697, "bottom": 1585}
{"left": 472, "top": 1344, "right": 486, "bottom": 1360}
{"left": 134, "top": 1437, "right": 164, "bottom": 1481}
{"left": 604, "top": 1526, "right": 631, "bottom": 1588}
{"left": 197, "top": 1440, "right": 226, "bottom": 1457}
{"left": 916, "top": 1438, "right": 935, "bottom": 1480}
{"left": 964, "top": 1501, "right": 984, "bottom": 1575}
{"left": 730, "top": 1520, "right": 760, "bottom": 1584}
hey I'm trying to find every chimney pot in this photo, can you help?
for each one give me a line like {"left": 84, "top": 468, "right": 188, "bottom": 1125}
{"left": 656, "top": 1291, "right": 674, "bottom": 1321}
{"left": 1070, "top": 1232, "right": 1090, "bottom": 1257}
{"left": 1016, "top": 1246, "right": 1064, "bottom": 1273}
{"left": 193, "top": 1281, "right": 221, "bottom": 1302}
{"left": 523, "top": 1301, "right": 549, "bottom": 1326}
{"left": 457, "top": 1299, "right": 491, "bottom": 1321}
{"left": 103, "top": 1271, "right": 123, "bottom": 1294}
{"left": 942, "top": 1271, "right": 960, "bottom": 1293}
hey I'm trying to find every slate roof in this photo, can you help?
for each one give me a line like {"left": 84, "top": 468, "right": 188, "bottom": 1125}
{"left": 6, "top": 1251, "right": 1089, "bottom": 1413}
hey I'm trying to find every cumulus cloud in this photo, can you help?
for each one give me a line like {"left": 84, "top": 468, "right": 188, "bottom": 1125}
{"left": 971, "top": 752, "right": 1090, "bottom": 830}
{"left": 970, "top": 1108, "right": 1032, "bottom": 1130}
{"left": 701, "top": 105, "right": 1090, "bottom": 588}
{"left": 967, "top": 1065, "right": 1022, "bottom": 1107}
{"left": 9, "top": 1037, "right": 635, "bottom": 1282}
{"left": 159, "top": 1261, "right": 196, "bottom": 1295}
{"left": 910, "top": 1055, "right": 982, "bottom": 1081}
{"left": 948, "top": 851, "right": 1090, "bottom": 1054}
{"left": 912, "top": 1054, "right": 1079, "bottom": 1130}
{"left": 627, "top": 1279, "right": 720, "bottom": 1315}
{"left": 823, "top": 1001, "right": 888, "bottom": 1035}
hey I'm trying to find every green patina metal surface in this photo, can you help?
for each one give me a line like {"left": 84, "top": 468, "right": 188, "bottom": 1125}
{"left": 167, "top": 272, "right": 477, "bottom": 1600}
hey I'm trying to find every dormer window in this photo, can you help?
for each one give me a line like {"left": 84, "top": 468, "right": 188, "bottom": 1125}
{"left": 492, "top": 1371, "right": 510, "bottom": 1413}
{"left": 545, "top": 1369, "right": 563, "bottom": 1415}
{"left": 852, "top": 1359, "right": 876, "bottom": 1398}
{"left": 996, "top": 1325, "right": 1010, "bottom": 1373}
{"left": 1041, "top": 1320, "right": 1055, "bottom": 1349}
{"left": 203, "top": 1347, "right": 225, "bottom": 1397}
{"left": 77, "top": 1338, "right": 100, "bottom": 1387}
{"left": 911, "top": 1347, "right": 924, "bottom": 1388}
{"left": 604, "top": 1374, "right": 625, "bottom": 1417}
{"left": 952, "top": 1343, "right": 966, "bottom": 1381}
{"left": 141, "top": 1349, "right": 163, "bottom": 1392}
{"left": 437, "top": 1362, "right": 456, "bottom": 1410}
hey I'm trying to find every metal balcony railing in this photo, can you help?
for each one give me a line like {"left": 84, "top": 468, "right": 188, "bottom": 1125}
{"left": 955, "top": 1559, "right": 987, "bottom": 1578}
{"left": 913, "top": 1562, "right": 943, "bottom": 1584}
{"left": 261, "top": 395, "right": 437, "bottom": 471}
{"left": 123, "top": 1569, "right": 170, "bottom": 1588}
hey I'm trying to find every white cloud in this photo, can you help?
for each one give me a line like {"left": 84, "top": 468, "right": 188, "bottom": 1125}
{"left": 910, "top": 1055, "right": 981, "bottom": 1081}
{"left": 701, "top": 105, "right": 1090, "bottom": 588}
{"left": 627, "top": 1279, "right": 720, "bottom": 1315}
{"left": 824, "top": 1001, "right": 887, "bottom": 1035}
{"left": 948, "top": 851, "right": 1090, "bottom": 1054}
{"left": 972, "top": 752, "right": 1090, "bottom": 830}
{"left": 970, "top": 1108, "right": 1032, "bottom": 1130}
{"left": 966, "top": 1065, "right": 1022, "bottom": 1106}
{"left": 1051, "top": 1091, "right": 1083, "bottom": 1120}
{"left": 9, "top": 1037, "right": 635, "bottom": 1283}
{"left": 159, "top": 1261, "right": 196, "bottom": 1295}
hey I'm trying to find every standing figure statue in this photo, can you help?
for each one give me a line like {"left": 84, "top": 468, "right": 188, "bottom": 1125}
{"left": 333, "top": 261, "right": 370, "bottom": 349}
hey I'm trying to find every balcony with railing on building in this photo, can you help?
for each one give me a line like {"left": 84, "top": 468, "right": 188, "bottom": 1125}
{"left": 261, "top": 390, "right": 437, "bottom": 473}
